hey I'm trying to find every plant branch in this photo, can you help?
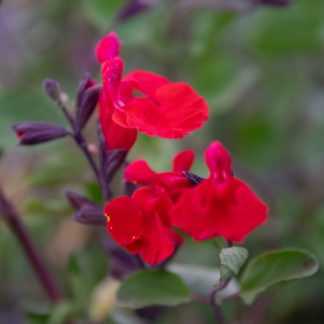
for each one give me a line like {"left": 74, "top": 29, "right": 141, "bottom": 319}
{"left": 209, "top": 279, "right": 230, "bottom": 324}
{"left": 56, "top": 98, "right": 101, "bottom": 185}
{"left": 0, "top": 187, "right": 62, "bottom": 303}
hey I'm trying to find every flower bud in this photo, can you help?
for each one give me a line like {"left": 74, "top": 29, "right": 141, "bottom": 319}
{"left": 65, "top": 190, "right": 105, "bottom": 226}
{"left": 103, "top": 149, "right": 128, "bottom": 183}
{"left": 75, "top": 84, "right": 102, "bottom": 131}
{"left": 74, "top": 204, "right": 106, "bottom": 226}
{"left": 76, "top": 73, "right": 96, "bottom": 109}
{"left": 43, "top": 79, "right": 61, "bottom": 102}
{"left": 12, "top": 123, "right": 68, "bottom": 145}
{"left": 117, "top": 0, "right": 155, "bottom": 21}
{"left": 102, "top": 239, "right": 141, "bottom": 280}
{"left": 253, "top": 0, "right": 289, "bottom": 5}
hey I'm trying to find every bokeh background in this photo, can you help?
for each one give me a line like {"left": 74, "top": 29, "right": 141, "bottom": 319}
{"left": 0, "top": 0, "right": 324, "bottom": 323}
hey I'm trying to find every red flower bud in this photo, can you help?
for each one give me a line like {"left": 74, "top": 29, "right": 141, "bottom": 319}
{"left": 12, "top": 123, "right": 68, "bottom": 145}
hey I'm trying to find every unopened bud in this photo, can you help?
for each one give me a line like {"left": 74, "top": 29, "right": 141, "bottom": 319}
{"left": 74, "top": 204, "right": 106, "bottom": 226}
{"left": 103, "top": 149, "right": 128, "bottom": 183}
{"left": 253, "top": 0, "right": 289, "bottom": 6}
{"left": 75, "top": 84, "right": 102, "bottom": 131}
{"left": 43, "top": 79, "right": 61, "bottom": 102}
{"left": 12, "top": 123, "right": 68, "bottom": 145}
{"left": 65, "top": 190, "right": 105, "bottom": 226}
{"left": 76, "top": 73, "right": 96, "bottom": 108}
{"left": 117, "top": 0, "right": 155, "bottom": 21}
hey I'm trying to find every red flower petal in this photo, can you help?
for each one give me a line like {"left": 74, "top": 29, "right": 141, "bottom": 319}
{"left": 99, "top": 94, "right": 137, "bottom": 150}
{"left": 105, "top": 196, "right": 145, "bottom": 250}
{"left": 123, "top": 82, "right": 209, "bottom": 138}
{"left": 172, "top": 150, "right": 195, "bottom": 172}
{"left": 124, "top": 160, "right": 160, "bottom": 185}
{"left": 205, "top": 141, "right": 232, "bottom": 181}
{"left": 105, "top": 186, "right": 179, "bottom": 265}
{"left": 139, "top": 215, "right": 177, "bottom": 265}
{"left": 124, "top": 70, "right": 169, "bottom": 98}
{"left": 170, "top": 178, "right": 268, "bottom": 242}
{"left": 125, "top": 153, "right": 193, "bottom": 202}
{"left": 95, "top": 32, "right": 121, "bottom": 63}
{"left": 101, "top": 57, "right": 124, "bottom": 105}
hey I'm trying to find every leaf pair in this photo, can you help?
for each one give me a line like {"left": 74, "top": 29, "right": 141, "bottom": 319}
{"left": 116, "top": 249, "right": 318, "bottom": 309}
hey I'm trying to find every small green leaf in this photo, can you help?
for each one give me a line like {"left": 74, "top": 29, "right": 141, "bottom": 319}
{"left": 240, "top": 249, "right": 319, "bottom": 304}
{"left": 117, "top": 269, "right": 191, "bottom": 309}
{"left": 220, "top": 247, "right": 249, "bottom": 275}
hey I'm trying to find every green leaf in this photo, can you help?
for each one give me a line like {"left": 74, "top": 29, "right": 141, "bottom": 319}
{"left": 169, "top": 263, "right": 239, "bottom": 301}
{"left": 240, "top": 249, "right": 319, "bottom": 304}
{"left": 220, "top": 246, "right": 249, "bottom": 275}
{"left": 117, "top": 269, "right": 191, "bottom": 308}
{"left": 47, "top": 301, "right": 81, "bottom": 324}
{"left": 169, "top": 264, "right": 220, "bottom": 298}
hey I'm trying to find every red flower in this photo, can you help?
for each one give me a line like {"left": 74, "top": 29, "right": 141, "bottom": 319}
{"left": 99, "top": 92, "right": 137, "bottom": 150}
{"left": 96, "top": 32, "right": 209, "bottom": 139}
{"left": 125, "top": 150, "right": 194, "bottom": 201}
{"left": 170, "top": 142, "right": 269, "bottom": 242}
{"left": 104, "top": 186, "right": 182, "bottom": 265}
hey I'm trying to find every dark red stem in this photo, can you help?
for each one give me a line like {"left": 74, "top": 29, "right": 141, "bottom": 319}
{"left": 0, "top": 187, "right": 62, "bottom": 303}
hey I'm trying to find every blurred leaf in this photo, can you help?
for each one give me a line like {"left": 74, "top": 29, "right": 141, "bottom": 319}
{"left": 169, "top": 263, "right": 220, "bottom": 298}
{"left": 68, "top": 253, "right": 89, "bottom": 306}
{"left": 85, "top": 182, "right": 103, "bottom": 205}
{"left": 169, "top": 263, "right": 240, "bottom": 301}
{"left": 89, "top": 278, "right": 120, "bottom": 321}
{"left": 48, "top": 301, "right": 80, "bottom": 324}
{"left": 250, "top": 1, "right": 324, "bottom": 56}
{"left": 117, "top": 269, "right": 191, "bottom": 308}
{"left": 240, "top": 249, "right": 319, "bottom": 304}
{"left": 83, "top": 0, "right": 125, "bottom": 31}
{"left": 220, "top": 246, "right": 248, "bottom": 276}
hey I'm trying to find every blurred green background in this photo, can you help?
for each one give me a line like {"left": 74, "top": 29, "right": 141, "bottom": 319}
{"left": 0, "top": 0, "right": 324, "bottom": 323}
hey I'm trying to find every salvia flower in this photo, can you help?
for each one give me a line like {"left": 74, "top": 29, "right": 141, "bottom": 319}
{"left": 104, "top": 185, "right": 182, "bottom": 265}
{"left": 12, "top": 123, "right": 68, "bottom": 145}
{"left": 170, "top": 141, "right": 269, "bottom": 242}
{"left": 96, "top": 32, "right": 209, "bottom": 139}
{"left": 99, "top": 92, "right": 137, "bottom": 150}
{"left": 125, "top": 149, "right": 194, "bottom": 201}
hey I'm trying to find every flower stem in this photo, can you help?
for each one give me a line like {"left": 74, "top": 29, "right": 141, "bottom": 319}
{"left": 73, "top": 131, "right": 101, "bottom": 185}
{"left": 56, "top": 99, "right": 101, "bottom": 186}
{"left": 0, "top": 187, "right": 62, "bottom": 303}
{"left": 209, "top": 280, "right": 230, "bottom": 324}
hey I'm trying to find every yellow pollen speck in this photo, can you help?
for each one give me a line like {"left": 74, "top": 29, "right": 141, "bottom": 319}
{"left": 104, "top": 213, "right": 111, "bottom": 222}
